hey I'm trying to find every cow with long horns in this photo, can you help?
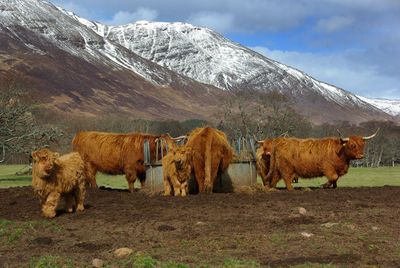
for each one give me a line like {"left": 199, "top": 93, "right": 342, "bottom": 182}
{"left": 264, "top": 129, "right": 379, "bottom": 190}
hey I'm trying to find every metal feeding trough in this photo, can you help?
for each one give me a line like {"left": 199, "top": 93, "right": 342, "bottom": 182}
{"left": 143, "top": 135, "right": 258, "bottom": 193}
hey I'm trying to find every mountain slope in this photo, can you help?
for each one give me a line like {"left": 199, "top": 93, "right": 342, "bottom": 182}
{"left": 79, "top": 19, "right": 395, "bottom": 123}
{"left": 1, "top": 0, "right": 397, "bottom": 125}
{"left": 0, "top": 0, "right": 225, "bottom": 120}
{"left": 357, "top": 97, "right": 400, "bottom": 117}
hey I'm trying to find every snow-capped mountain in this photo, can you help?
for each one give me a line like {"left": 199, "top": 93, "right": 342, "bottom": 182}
{"left": 65, "top": 18, "right": 397, "bottom": 122}
{"left": 0, "top": 0, "right": 224, "bottom": 120}
{"left": 358, "top": 97, "right": 400, "bottom": 117}
{"left": 0, "top": 0, "right": 397, "bottom": 123}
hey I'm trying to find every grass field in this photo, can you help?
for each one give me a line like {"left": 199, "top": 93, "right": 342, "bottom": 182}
{"left": 1, "top": 164, "right": 399, "bottom": 189}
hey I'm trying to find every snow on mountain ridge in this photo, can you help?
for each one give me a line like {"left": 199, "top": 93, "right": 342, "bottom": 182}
{"left": 77, "top": 18, "right": 378, "bottom": 111}
{"left": 59, "top": 11, "right": 394, "bottom": 117}
{"left": 1, "top": 1, "right": 182, "bottom": 86}
{"left": 357, "top": 97, "right": 400, "bottom": 116}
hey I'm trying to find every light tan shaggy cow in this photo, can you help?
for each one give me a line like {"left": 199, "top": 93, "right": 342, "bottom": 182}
{"left": 162, "top": 145, "right": 192, "bottom": 197}
{"left": 31, "top": 149, "right": 86, "bottom": 218}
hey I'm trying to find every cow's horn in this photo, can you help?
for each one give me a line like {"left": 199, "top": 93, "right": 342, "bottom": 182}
{"left": 337, "top": 129, "right": 349, "bottom": 142}
{"left": 253, "top": 135, "right": 263, "bottom": 144}
{"left": 167, "top": 133, "right": 187, "bottom": 141}
{"left": 363, "top": 128, "right": 379, "bottom": 140}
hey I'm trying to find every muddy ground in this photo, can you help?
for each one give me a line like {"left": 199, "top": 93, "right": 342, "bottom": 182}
{"left": 1, "top": 185, "right": 400, "bottom": 267}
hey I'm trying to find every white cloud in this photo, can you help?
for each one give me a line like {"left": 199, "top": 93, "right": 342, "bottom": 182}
{"left": 52, "top": 1, "right": 92, "bottom": 18}
{"left": 103, "top": 7, "right": 159, "bottom": 25}
{"left": 315, "top": 16, "right": 355, "bottom": 33}
{"left": 187, "top": 12, "right": 234, "bottom": 34}
{"left": 252, "top": 46, "right": 400, "bottom": 99}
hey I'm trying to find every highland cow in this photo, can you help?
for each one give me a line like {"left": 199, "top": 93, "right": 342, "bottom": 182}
{"left": 31, "top": 149, "right": 86, "bottom": 218}
{"left": 185, "top": 126, "right": 233, "bottom": 193}
{"left": 72, "top": 131, "right": 177, "bottom": 193}
{"left": 265, "top": 129, "right": 379, "bottom": 190}
{"left": 162, "top": 145, "right": 192, "bottom": 197}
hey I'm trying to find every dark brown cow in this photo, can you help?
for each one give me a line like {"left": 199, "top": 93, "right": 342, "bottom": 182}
{"left": 185, "top": 126, "right": 233, "bottom": 193}
{"left": 255, "top": 139, "right": 273, "bottom": 187}
{"left": 255, "top": 138, "right": 287, "bottom": 189}
{"left": 265, "top": 130, "right": 379, "bottom": 190}
{"left": 72, "top": 131, "right": 176, "bottom": 193}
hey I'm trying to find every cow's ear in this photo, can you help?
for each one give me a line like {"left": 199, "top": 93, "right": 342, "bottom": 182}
{"left": 54, "top": 152, "right": 60, "bottom": 158}
{"left": 336, "top": 140, "right": 347, "bottom": 155}
{"left": 31, "top": 151, "right": 38, "bottom": 161}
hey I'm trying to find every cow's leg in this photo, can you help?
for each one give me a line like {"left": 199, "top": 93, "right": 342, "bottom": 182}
{"left": 64, "top": 194, "right": 74, "bottom": 213}
{"left": 163, "top": 176, "right": 172, "bottom": 196}
{"left": 125, "top": 167, "right": 138, "bottom": 193}
{"left": 323, "top": 169, "right": 339, "bottom": 189}
{"left": 267, "top": 170, "right": 281, "bottom": 190}
{"left": 74, "top": 183, "right": 86, "bottom": 212}
{"left": 282, "top": 175, "right": 295, "bottom": 191}
{"left": 277, "top": 159, "right": 295, "bottom": 191}
{"left": 204, "top": 159, "right": 220, "bottom": 193}
{"left": 280, "top": 168, "right": 295, "bottom": 191}
{"left": 181, "top": 181, "right": 188, "bottom": 197}
{"left": 172, "top": 179, "right": 181, "bottom": 196}
{"left": 137, "top": 165, "right": 146, "bottom": 188}
{"left": 194, "top": 167, "right": 205, "bottom": 193}
{"left": 85, "top": 162, "right": 98, "bottom": 188}
{"left": 42, "top": 192, "right": 61, "bottom": 218}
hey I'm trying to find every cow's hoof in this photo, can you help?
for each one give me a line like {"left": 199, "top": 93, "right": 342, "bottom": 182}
{"left": 65, "top": 207, "right": 73, "bottom": 213}
{"left": 76, "top": 204, "right": 84, "bottom": 212}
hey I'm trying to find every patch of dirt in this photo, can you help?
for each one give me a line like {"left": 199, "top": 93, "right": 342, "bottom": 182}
{"left": 1, "top": 185, "right": 400, "bottom": 267}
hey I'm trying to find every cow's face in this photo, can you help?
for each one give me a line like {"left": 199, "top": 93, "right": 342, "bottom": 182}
{"left": 171, "top": 146, "right": 192, "bottom": 169}
{"left": 262, "top": 139, "right": 274, "bottom": 156}
{"left": 342, "top": 136, "right": 366, "bottom": 159}
{"left": 31, "top": 149, "right": 60, "bottom": 178}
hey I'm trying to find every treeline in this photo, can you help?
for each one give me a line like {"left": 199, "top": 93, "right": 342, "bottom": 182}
{"left": 1, "top": 74, "right": 399, "bottom": 166}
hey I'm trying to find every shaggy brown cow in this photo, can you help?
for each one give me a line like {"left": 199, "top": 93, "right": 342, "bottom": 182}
{"left": 162, "top": 145, "right": 192, "bottom": 197}
{"left": 256, "top": 142, "right": 271, "bottom": 187}
{"left": 31, "top": 149, "right": 86, "bottom": 218}
{"left": 255, "top": 138, "right": 284, "bottom": 189}
{"left": 185, "top": 126, "right": 233, "bottom": 193}
{"left": 265, "top": 130, "right": 379, "bottom": 190}
{"left": 72, "top": 131, "right": 176, "bottom": 193}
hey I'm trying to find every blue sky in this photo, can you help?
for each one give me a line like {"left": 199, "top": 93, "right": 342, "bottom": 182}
{"left": 49, "top": 0, "right": 400, "bottom": 100}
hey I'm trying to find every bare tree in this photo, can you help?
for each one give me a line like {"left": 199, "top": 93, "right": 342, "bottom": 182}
{"left": 0, "top": 73, "right": 63, "bottom": 163}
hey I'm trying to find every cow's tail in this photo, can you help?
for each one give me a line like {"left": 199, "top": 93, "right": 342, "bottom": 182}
{"left": 204, "top": 130, "right": 213, "bottom": 192}
{"left": 264, "top": 145, "right": 276, "bottom": 188}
